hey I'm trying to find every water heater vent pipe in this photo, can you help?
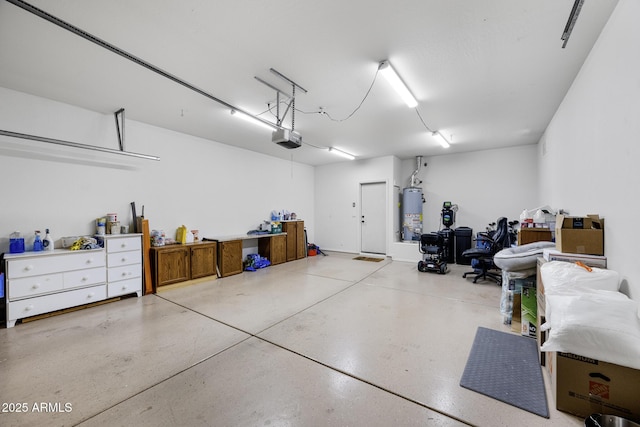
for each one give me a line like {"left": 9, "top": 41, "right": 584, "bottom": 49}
{"left": 410, "top": 156, "right": 423, "bottom": 187}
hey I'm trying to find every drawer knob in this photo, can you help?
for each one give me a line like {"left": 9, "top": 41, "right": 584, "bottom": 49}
{"left": 121, "top": 257, "right": 127, "bottom": 262}
{"left": 25, "top": 305, "right": 34, "bottom": 311}
{"left": 121, "top": 272, "right": 128, "bottom": 277}
{"left": 25, "top": 265, "right": 34, "bottom": 271}
{"left": 32, "top": 283, "right": 40, "bottom": 290}
{"left": 87, "top": 292, "right": 95, "bottom": 299}
{"left": 82, "top": 276, "right": 88, "bottom": 281}
{"left": 120, "top": 243, "right": 127, "bottom": 248}
{"left": 86, "top": 259, "right": 93, "bottom": 264}
{"left": 121, "top": 285, "right": 127, "bottom": 290}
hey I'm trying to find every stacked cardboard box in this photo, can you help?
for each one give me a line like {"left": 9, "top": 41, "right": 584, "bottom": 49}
{"left": 547, "top": 352, "right": 640, "bottom": 421}
{"left": 518, "top": 228, "right": 553, "bottom": 245}
{"left": 543, "top": 248, "right": 607, "bottom": 268}
{"left": 555, "top": 214, "right": 604, "bottom": 255}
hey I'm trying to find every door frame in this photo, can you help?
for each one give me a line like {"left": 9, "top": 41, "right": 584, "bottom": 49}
{"left": 359, "top": 180, "right": 388, "bottom": 255}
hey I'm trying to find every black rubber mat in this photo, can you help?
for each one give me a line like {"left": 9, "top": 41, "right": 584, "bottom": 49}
{"left": 460, "top": 327, "right": 549, "bottom": 418}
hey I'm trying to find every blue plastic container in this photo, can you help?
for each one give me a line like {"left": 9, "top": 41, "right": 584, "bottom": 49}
{"left": 9, "top": 232, "right": 25, "bottom": 253}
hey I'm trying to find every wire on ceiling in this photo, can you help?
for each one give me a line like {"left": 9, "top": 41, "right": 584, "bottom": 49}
{"left": 257, "top": 64, "right": 380, "bottom": 125}
{"left": 257, "top": 62, "right": 449, "bottom": 151}
{"left": 414, "top": 108, "right": 435, "bottom": 134}
{"left": 321, "top": 67, "right": 380, "bottom": 122}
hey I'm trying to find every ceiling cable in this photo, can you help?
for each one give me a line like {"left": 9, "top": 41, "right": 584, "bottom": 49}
{"left": 321, "top": 66, "right": 380, "bottom": 122}
{"left": 415, "top": 108, "right": 450, "bottom": 148}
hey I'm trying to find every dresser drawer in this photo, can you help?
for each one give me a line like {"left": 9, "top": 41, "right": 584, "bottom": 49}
{"left": 106, "top": 236, "right": 141, "bottom": 253}
{"left": 107, "top": 250, "right": 142, "bottom": 267}
{"left": 8, "top": 285, "right": 107, "bottom": 321}
{"left": 107, "top": 264, "right": 141, "bottom": 282}
{"left": 107, "top": 277, "right": 141, "bottom": 298}
{"left": 7, "top": 251, "right": 105, "bottom": 279}
{"left": 8, "top": 274, "right": 64, "bottom": 300}
{"left": 63, "top": 267, "right": 106, "bottom": 289}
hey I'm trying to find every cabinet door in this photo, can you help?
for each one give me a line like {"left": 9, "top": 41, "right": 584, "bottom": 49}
{"left": 260, "top": 235, "right": 286, "bottom": 265}
{"left": 283, "top": 223, "right": 297, "bottom": 262}
{"left": 295, "top": 221, "right": 306, "bottom": 259}
{"left": 190, "top": 243, "right": 217, "bottom": 279}
{"left": 271, "top": 234, "right": 287, "bottom": 265}
{"left": 154, "top": 246, "right": 190, "bottom": 287}
{"left": 218, "top": 240, "right": 243, "bottom": 277}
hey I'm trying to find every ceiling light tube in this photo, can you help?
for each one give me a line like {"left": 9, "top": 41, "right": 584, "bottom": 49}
{"left": 329, "top": 147, "right": 355, "bottom": 160}
{"left": 378, "top": 60, "right": 418, "bottom": 108}
{"left": 230, "top": 109, "right": 276, "bottom": 131}
{"left": 432, "top": 131, "right": 450, "bottom": 148}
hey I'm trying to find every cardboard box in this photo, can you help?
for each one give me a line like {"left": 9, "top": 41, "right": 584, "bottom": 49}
{"left": 548, "top": 352, "right": 640, "bottom": 421}
{"left": 555, "top": 214, "right": 604, "bottom": 256}
{"left": 521, "top": 286, "right": 537, "bottom": 338}
{"left": 518, "top": 228, "right": 553, "bottom": 245}
{"left": 542, "top": 248, "right": 607, "bottom": 268}
{"left": 511, "top": 293, "right": 521, "bottom": 333}
{"left": 508, "top": 275, "right": 536, "bottom": 293}
{"left": 507, "top": 275, "right": 536, "bottom": 331}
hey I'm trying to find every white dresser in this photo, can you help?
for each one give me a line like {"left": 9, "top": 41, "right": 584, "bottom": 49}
{"left": 4, "top": 234, "right": 142, "bottom": 328}
{"left": 103, "top": 234, "right": 143, "bottom": 299}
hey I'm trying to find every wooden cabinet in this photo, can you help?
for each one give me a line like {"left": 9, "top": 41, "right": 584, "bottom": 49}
{"left": 259, "top": 233, "right": 287, "bottom": 265}
{"left": 217, "top": 240, "right": 243, "bottom": 277}
{"left": 282, "top": 220, "right": 306, "bottom": 261}
{"left": 150, "top": 242, "right": 217, "bottom": 288}
{"left": 151, "top": 245, "right": 190, "bottom": 287}
{"left": 190, "top": 242, "right": 217, "bottom": 279}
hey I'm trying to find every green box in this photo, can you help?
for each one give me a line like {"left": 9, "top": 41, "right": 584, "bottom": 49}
{"left": 521, "top": 286, "right": 537, "bottom": 338}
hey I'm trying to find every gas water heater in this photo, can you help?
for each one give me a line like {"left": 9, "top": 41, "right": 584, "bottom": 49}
{"left": 402, "top": 156, "right": 424, "bottom": 241}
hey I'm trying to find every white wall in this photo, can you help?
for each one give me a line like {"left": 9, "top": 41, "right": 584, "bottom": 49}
{"left": 314, "top": 156, "right": 395, "bottom": 253}
{"left": 0, "top": 87, "right": 315, "bottom": 252}
{"left": 315, "top": 145, "right": 539, "bottom": 261}
{"left": 539, "top": 0, "right": 639, "bottom": 300}
{"left": 403, "top": 145, "right": 540, "bottom": 236}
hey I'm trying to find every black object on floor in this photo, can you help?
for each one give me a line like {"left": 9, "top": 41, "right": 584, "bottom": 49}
{"left": 460, "top": 327, "right": 549, "bottom": 418}
{"left": 454, "top": 227, "right": 473, "bottom": 265}
{"left": 353, "top": 256, "right": 383, "bottom": 262}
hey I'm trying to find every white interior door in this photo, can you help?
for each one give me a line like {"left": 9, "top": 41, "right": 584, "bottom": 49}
{"left": 361, "top": 182, "right": 387, "bottom": 254}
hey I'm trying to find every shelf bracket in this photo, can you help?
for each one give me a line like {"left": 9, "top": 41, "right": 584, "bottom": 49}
{"left": 114, "top": 108, "right": 125, "bottom": 151}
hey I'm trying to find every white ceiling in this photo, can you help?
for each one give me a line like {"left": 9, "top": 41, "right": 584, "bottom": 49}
{"left": 0, "top": 0, "right": 619, "bottom": 166}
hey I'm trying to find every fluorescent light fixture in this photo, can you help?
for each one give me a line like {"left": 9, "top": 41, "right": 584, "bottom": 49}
{"left": 378, "top": 60, "right": 418, "bottom": 108}
{"left": 329, "top": 147, "right": 355, "bottom": 160}
{"left": 432, "top": 131, "right": 450, "bottom": 148}
{"left": 230, "top": 109, "right": 275, "bottom": 131}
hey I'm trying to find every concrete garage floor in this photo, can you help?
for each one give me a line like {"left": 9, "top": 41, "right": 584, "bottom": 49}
{"left": 0, "top": 251, "right": 583, "bottom": 426}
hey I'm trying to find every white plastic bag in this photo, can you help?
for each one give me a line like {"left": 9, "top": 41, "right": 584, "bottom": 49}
{"left": 540, "top": 289, "right": 640, "bottom": 370}
{"left": 540, "top": 261, "right": 619, "bottom": 294}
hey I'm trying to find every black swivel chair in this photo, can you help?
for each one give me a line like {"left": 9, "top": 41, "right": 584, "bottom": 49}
{"left": 462, "top": 217, "right": 511, "bottom": 284}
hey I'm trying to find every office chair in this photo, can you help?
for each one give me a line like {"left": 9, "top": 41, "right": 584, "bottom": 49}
{"left": 462, "top": 217, "right": 511, "bottom": 284}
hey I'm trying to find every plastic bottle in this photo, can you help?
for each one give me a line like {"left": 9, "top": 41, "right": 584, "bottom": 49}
{"left": 519, "top": 209, "right": 533, "bottom": 228}
{"left": 33, "top": 230, "right": 44, "bottom": 251}
{"left": 43, "top": 228, "right": 54, "bottom": 251}
{"left": 9, "top": 231, "right": 25, "bottom": 253}
{"left": 533, "top": 209, "right": 545, "bottom": 227}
